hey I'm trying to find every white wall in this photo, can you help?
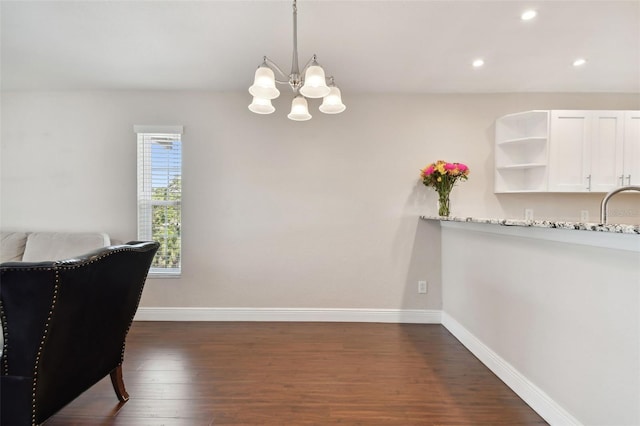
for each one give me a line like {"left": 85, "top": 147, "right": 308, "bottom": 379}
{"left": 1, "top": 91, "right": 638, "bottom": 310}
{"left": 440, "top": 221, "right": 640, "bottom": 425}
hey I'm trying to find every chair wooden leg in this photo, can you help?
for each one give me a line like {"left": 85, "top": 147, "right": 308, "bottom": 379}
{"left": 110, "top": 365, "right": 130, "bottom": 402}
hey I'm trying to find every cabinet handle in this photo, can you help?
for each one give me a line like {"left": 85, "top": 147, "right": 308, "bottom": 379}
{"left": 586, "top": 174, "right": 591, "bottom": 191}
{"left": 626, "top": 175, "right": 632, "bottom": 185}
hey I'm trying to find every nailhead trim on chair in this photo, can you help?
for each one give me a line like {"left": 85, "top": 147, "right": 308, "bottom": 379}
{"left": 30, "top": 269, "right": 60, "bottom": 426}
{"left": 16, "top": 244, "right": 155, "bottom": 425}
{"left": 120, "top": 270, "right": 151, "bottom": 364}
{"left": 0, "top": 303, "right": 9, "bottom": 375}
{"left": 1, "top": 266, "right": 55, "bottom": 380}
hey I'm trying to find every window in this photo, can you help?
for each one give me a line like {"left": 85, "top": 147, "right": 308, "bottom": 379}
{"left": 135, "top": 125, "right": 183, "bottom": 276}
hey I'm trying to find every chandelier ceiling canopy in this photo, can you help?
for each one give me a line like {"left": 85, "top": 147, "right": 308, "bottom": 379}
{"left": 248, "top": 0, "right": 345, "bottom": 121}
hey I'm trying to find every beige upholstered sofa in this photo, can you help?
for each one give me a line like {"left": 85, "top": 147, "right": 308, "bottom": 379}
{"left": 0, "top": 231, "right": 111, "bottom": 263}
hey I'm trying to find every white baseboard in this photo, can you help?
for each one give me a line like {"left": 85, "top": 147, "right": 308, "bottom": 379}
{"left": 134, "top": 307, "right": 442, "bottom": 324}
{"left": 132, "top": 307, "right": 576, "bottom": 425}
{"left": 441, "top": 312, "right": 581, "bottom": 426}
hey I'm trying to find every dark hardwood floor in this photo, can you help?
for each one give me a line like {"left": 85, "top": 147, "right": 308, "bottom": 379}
{"left": 45, "top": 322, "right": 547, "bottom": 425}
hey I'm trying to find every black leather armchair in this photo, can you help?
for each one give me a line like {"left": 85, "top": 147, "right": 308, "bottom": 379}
{"left": 0, "top": 241, "right": 159, "bottom": 425}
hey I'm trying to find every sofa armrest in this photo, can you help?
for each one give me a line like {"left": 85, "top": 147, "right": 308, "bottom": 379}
{"left": 0, "top": 232, "right": 28, "bottom": 262}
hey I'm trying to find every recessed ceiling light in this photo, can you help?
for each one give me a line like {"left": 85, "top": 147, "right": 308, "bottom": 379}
{"left": 573, "top": 58, "right": 587, "bottom": 67}
{"left": 521, "top": 10, "right": 537, "bottom": 21}
{"left": 472, "top": 59, "right": 485, "bottom": 68}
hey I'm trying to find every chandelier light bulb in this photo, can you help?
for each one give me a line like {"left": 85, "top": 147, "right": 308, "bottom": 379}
{"left": 319, "top": 86, "right": 346, "bottom": 114}
{"left": 287, "top": 96, "right": 312, "bottom": 121}
{"left": 300, "top": 64, "right": 331, "bottom": 98}
{"left": 248, "top": 96, "right": 275, "bottom": 114}
{"left": 248, "top": 66, "right": 280, "bottom": 100}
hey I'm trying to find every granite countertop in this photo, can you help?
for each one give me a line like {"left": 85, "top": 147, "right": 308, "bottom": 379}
{"left": 420, "top": 215, "right": 640, "bottom": 235}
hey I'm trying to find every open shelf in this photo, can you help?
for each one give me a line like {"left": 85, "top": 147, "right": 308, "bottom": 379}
{"left": 495, "top": 111, "right": 550, "bottom": 193}
{"left": 497, "top": 163, "right": 546, "bottom": 170}
{"left": 497, "top": 136, "right": 547, "bottom": 146}
{"left": 495, "top": 110, "right": 549, "bottom": 141}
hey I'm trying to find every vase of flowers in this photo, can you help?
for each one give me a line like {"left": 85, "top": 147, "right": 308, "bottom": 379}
{"left": 420, "top": 160, "right": 470, "bottom": 217}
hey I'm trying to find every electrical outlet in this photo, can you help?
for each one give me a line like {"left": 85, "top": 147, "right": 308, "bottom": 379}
{"left": 580, "top": 210, "right": 589, "bottom": 222}
{"left": 418, "top": 280, "right": 427, "bottom": 294}
{"left": 524, "top": 209, "right": 534, "bottom": 221}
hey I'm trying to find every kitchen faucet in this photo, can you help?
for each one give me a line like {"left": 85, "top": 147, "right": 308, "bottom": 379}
{"left": 599, "top": 185, "right": 640, "bottom": 224}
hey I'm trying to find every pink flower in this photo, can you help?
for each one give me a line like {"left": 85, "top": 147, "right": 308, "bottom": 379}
{"left": 420, "top": 160, "right": 470, "bottom": 190}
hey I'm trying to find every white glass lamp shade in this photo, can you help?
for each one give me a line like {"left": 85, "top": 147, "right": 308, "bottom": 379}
{"left": 248, "top": 96, "right": 275, "bottom": 115}
{"left": 319, "top": 86, "right": 346, "bottom": 114}
{"left": 287, "top": 96, "right": 312, "bottom": 121}
{"left": 299, "top": 65, "right": 330, "bottom": 98}
{"left": 249, "top": 66, "right": 280, "bottom": 100}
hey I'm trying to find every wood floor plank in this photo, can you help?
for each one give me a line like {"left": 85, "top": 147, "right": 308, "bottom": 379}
{"left": 44, "top": 322, "right": 547, "bottom": 425}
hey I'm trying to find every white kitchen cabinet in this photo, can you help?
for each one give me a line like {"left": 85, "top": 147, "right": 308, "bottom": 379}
{"left": 547, "top": 110, "right": 591, "bottom": 192}
{"left": 548, "top": 110, "right": 624, "bottom": 192}
{"left": 623, "top": 111, "right": 640, "bottom": 186}
{"left": 590, "top": 111, "right": 624, "bottom": 192}
{"left": 494, "top": 110, "right": 549, "bottom": 193}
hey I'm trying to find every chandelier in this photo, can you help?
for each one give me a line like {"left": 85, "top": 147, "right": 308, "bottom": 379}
{"left": 248, "top": 0, "right": 346, "bottom": 121}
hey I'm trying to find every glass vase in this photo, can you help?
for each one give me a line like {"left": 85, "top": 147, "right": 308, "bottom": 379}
{"left": 438, "top": 192, "right": 450, "bottom": 217}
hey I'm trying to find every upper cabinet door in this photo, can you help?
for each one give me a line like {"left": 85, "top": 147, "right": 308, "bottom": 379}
{"left": 589, "top": 111, "right": 624, "bottom": 192}
{"left": 624, "top": 111, "right": 640, "bottom": 186}
{"left": 548, "top": 111, "right": 591, "bottom": 192}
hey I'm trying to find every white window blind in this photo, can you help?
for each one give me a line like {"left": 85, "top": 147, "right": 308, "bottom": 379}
{"left": 136, "top": 126, "right": 183, "bottom": 276}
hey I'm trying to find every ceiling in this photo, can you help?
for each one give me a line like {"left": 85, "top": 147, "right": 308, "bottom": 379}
{"left": 2, "top": 0, "right": 639, "bottom": 94}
